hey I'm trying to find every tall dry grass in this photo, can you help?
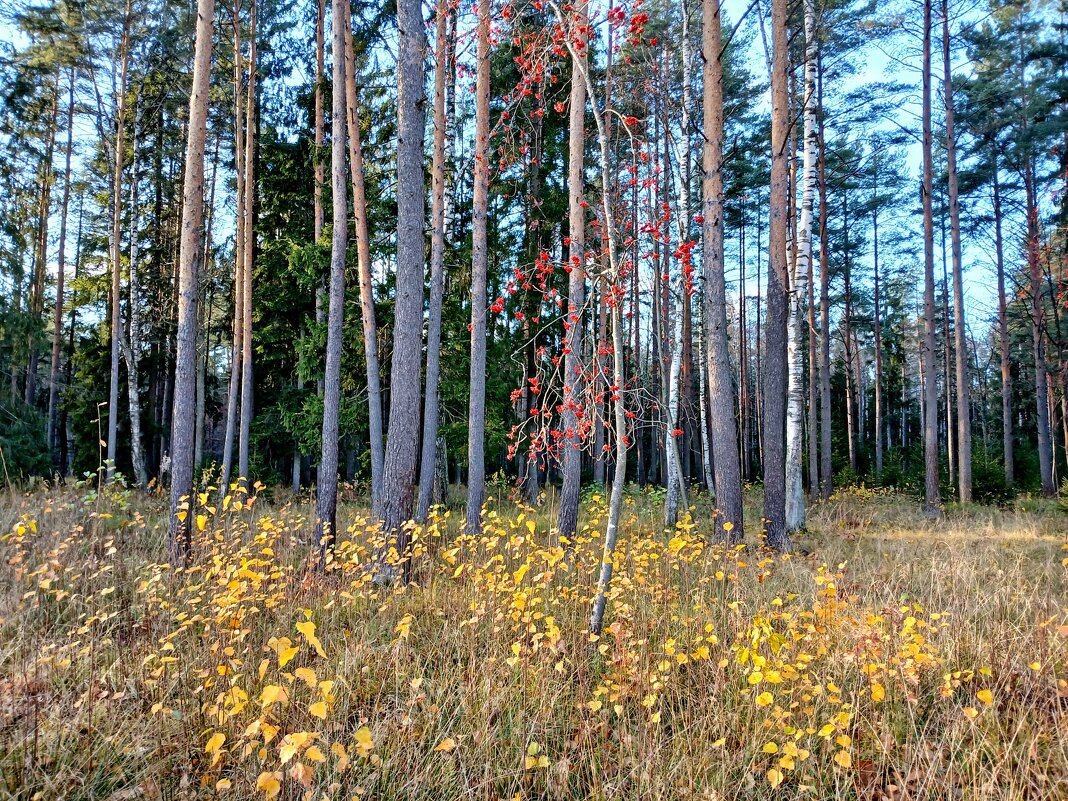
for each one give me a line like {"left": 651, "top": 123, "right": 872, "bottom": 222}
{"left": 0, "top": 479, "right": 1064, "bottom": 800}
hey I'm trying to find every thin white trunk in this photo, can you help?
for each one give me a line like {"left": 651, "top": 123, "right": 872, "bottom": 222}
{"left": 785, "top": 0, "right": 817, "bottom": 532}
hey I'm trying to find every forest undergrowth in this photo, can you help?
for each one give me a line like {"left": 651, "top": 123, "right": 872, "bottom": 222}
{"left": 0, "top": 481, "right": 1065, "bottom": 800}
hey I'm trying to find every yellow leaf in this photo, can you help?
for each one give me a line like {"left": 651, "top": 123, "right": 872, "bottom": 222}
{"left": 871, "top": 682, "right": 886, "bottom": 702}
{"left": 215, "top": 779, "right": 232, "bottom": 790}
{"left": 196, "top": 514, "right": 208, "bottom": 531}
{"left": 762, "top": 741, "right": 779, "bottom": 754}
{"left": 255, "top": 771, "right": 282, "bottom": 798}
{"left": 332, "top": 741, "right": 350, "bottom": 771}
{"left": 304, "top": 745, "right": 326, "bottom": 763}
{"left": 260, "top": 685, "right": 289, "bottom": 708}
{"left": 435, "top": 737, "right": 458, "bottom": 752}
{"left": 295, "top": 667, "right": 317, "bottom": 689}
{"left": 289, "top": 761, "right": 313, "bottom": 787}
{"left": 963, "top": 706, "right": 979, "bottom": 719}
{"left": 296, "top": 620, "right": 327, "bottom": 658}
{"left": 277, "top": 646, "right": 299, "bottom": 668}
{"left": 309, "top": 701, "right": 328, "bottom": 719}
{"left": 834, "top": 750, "right": 852, "bottom": 768}
{"left": 767, "top": 768, "right": 784, "bottom": 788}
{"left": 355, "top": 726, "right": 374, "bottom": 753}
{"left": 205, "top": 732, "right": 226, "bottom": 754}
{"left": 977, "top": 689, "right": 994, "bottom": 705}
{"left": 587, "top": 700, "right": 603, "bottom": 712}
{"left": 756, "top": 691, "right": 774, "bottom": 707}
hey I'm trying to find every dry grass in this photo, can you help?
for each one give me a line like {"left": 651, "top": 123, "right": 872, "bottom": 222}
{"left": 0, "top": 479, "right": 1065, "bottom": 800}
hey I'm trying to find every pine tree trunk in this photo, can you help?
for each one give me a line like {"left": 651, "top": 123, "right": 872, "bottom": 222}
{"left": 786, "top": 0, "right": 817, "bottom": 531}
{"left": 107, "top": 5, "right": 132, "bottom": 483}
{"left": 168, "top": 0, "right": 215, "bottom": 564}
{"left": 763, "top": 0, "right": 791, "bottom": 553}
{"left": 342, "top": 10, "right": 384, "bottom": 505}
{"left": 921, "top": 0, "right": 942, "bottom": 517}
{"left": 316, "top": 0, "right": 349, "bottom": 567}
{"left": 26, "top": 86, "right": 58, "bottom": 408}
{"left": 416, "top": 0, "right": 451, "bottom": 523}
{"left": 465, "top": 0, "right": 492, "bottom": 536}
{"left": 372, "top": 0, "right": 426, "bottom": 581}
{"left": 702, "top": 0, "right": 744, "bottom": 543}
{"left": 1025, "top": 162, "right": 1055, "bottom": 495}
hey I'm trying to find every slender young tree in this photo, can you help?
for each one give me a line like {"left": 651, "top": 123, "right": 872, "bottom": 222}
{"left": 557, "top": 0, "right": 588, "bottom": 543}
{"left": 238, "top": 0, "right": 257, "bottom": 490}
{"left": 168, "top": 0, "right": 215, "bottom": 564}
{"left": 942, "top": 0, "right": 971, "bottom": 502}
{"left": 785, "top": 0, "right": 817, "bottom": 532}
{"left": 416, "top": 0, "right": 451, "bottom": 523}
{"left": 817, "top": 52, "right": 832, "bottom": 501}
{"left": 921, "top": 0, "right": 942, "bottom": 517}
{"left": 763, "top": 0, "right": 791, "bottom": 552}
{"left": 106, "top": 2, "right": 132, "bottom": 483}
{"left": 47, "top": 70, "right": 76, "bottom": 467}
{"left": 219, "top": 0, "right": 244, "bottom": 499}
{"left": 372, "top": 0, "right": 426, "bottom": 581}
{"left": 465, "top": 0, "right": 491, "bottom": 535}
{"left": 702, "top": 0, "right": 744, "bottom": 543}
{"left": 342, "top": 10, "right": 384, "bottom": 506}
{"left": 316, "top": 0, "right": 349, "bottom": 568}
{"left": 121, "top": 102, "right": 148, "bottom": 487}
{"left": 992, "top": 162, "right": 1013, "bottom": 485}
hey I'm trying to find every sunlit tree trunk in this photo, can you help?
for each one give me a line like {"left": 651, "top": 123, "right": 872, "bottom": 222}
{"left": 26, "top": 85, "right": 58, "bottom": 409}
{"left": 817, "top": 52, "right": 832, "bottom": 501}
{"left": 168, "top": 0, "right": 215, "bottom": 564}
{"left": 702, "top": 0, "right": 744, "bottom": 543}
{"left": 316, "top": 0, "right": 349, "bottom": 567}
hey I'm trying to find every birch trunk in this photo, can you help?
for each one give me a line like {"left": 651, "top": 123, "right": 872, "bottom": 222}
{"left": 107, "top": 4, "right": 132, "bottom": 483}
{"left": 785, "top": 0, "right": 817, "bottom": 532}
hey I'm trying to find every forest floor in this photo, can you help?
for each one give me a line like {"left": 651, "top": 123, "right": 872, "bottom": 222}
{"left": 0, "top": 480, "right": 1065, "bottom": 800}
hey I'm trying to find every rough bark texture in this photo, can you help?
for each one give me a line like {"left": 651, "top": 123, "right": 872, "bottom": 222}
{"left": 417, "top": 0, "right": 451, "bottom": 523}
{"left": 1025, "top": 164, "right": 1054, "bottom": 496}
{"left": 372, "top": 0, "right": 426, "bottom": 581}
{"left": 168, "top": 0, "right": 214, "bottom": 564}
{"left": 342, "top": 12, "right": 384, "bottom": 506}
{"left": 316, "top": 0, "right": 348, "bottom": 568}
{"left": 762, "top": 0, "right": 791, "bottom": 553}
{"left": 556, "top": 0, "right": 588, "bottom": 544}
{"left": 701, "top": 0, "right": 744, "bottom": 543}
{"left": 921, "top": 0, "right": 942, "bottom": 517}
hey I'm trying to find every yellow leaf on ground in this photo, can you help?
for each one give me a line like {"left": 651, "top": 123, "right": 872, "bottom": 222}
{"left": 767, "top": 768, "right": 784, "bottom": 788}
{"left": 435, "top": 737, "right": 458, "bottom": 752}
{"left": 296, "top": 620, "right": 327, "bottom": 658}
